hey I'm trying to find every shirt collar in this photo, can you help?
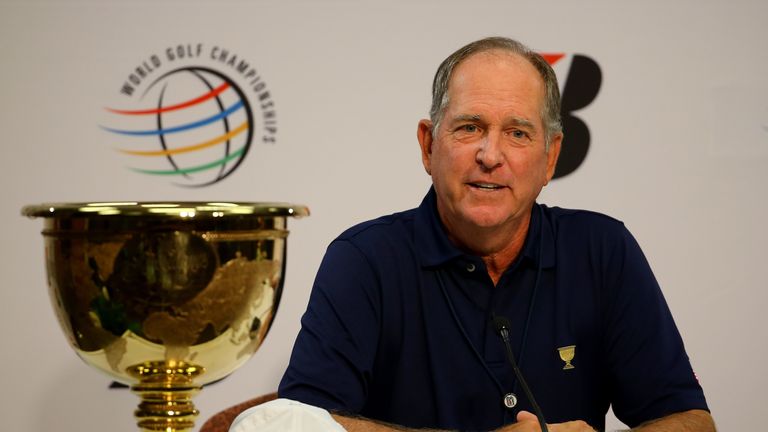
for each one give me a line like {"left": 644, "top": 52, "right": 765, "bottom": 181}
{"left": 414, "top": 187, "right": 555, "bottom": 270}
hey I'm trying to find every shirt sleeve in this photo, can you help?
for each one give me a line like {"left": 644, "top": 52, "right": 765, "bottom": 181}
{"left": 603, "top": 225, "right": 709, "bottom": 427}
{"left": 278, "top": 239, "right": 381, "bottom": 414}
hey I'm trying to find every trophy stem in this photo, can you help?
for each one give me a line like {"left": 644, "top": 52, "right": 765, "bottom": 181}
{"left": 128, "top": 361, "right": 205, "bottom": 432}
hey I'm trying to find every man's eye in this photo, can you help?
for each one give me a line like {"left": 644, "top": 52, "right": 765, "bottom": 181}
{"left": 510, "top": 129, "right": 527, "bottom": 139}
{"left": 461, "top": 124, "right": 478, "bottom": 133}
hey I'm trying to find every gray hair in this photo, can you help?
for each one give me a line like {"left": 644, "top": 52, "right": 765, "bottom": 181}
{"left": 429, "top": 36, "right": 562, "bottom": 148}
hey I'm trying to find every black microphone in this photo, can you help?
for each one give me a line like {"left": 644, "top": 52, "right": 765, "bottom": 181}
{"left": 492, "top": 314, "right": 548, "bottom": 432}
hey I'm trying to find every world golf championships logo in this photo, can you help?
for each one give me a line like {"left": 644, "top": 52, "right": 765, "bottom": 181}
{"left": 102, "top": 45, "right": 276, "bottom": 187}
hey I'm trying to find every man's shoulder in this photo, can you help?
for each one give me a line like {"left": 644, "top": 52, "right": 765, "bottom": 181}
{"left": 545, "top": 205, "right": 625, "bottom": 228}
{"left": 335, "top": 207, "right": 417, "bottom": 244}
{"left": 543, "top": 205, "right": 629, "bottom": 240}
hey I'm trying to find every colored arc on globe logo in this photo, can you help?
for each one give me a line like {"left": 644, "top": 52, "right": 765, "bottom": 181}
{"left": 102, "top": 66, "right": 254, "bottom": 187}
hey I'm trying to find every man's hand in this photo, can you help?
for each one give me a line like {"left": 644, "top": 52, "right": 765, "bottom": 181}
{"left": 495, "top": 411, "right": 596, "bottom": 431}
{"left": 332, "top": 411, "right": 596, "bottom": 432}
{"left": 497, "top": 409, "right": 716, "bottom": 432}
{"left": 332, "top": 410, "right": 714, "bottom": 432}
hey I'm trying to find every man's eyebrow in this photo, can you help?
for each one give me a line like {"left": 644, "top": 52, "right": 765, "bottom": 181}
{"left": 450, "top": 114, "right": 482, "bottom": 123}
{"left": 506, "top": 116, "right": 536, "bottom": 130}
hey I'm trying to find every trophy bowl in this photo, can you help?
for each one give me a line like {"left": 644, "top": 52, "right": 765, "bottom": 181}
{"left": 22, "top": 201, "right": 308, "bottom": 432}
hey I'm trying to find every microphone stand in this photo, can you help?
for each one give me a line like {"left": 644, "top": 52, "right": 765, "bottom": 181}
{"left": 493, "top": 315, "right": 548, "bottom": 432}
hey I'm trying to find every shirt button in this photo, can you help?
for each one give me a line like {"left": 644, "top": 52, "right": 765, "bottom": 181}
{"left": 503, "top": 393, "right": 518, "bottom": 408}
{"left": 466, "top": 263, "right": 476, "bottom": 272}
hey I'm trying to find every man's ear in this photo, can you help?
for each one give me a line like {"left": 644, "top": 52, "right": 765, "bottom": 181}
{"left": 417, "top": 119, "right": 434, "bottom": 175}
{"left": 544, "top": 133, "right": 562, "bottom": 185}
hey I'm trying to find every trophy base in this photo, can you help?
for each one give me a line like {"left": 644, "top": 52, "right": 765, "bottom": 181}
{"left": 129, "top": 361, "right": 204, "bottom": 432}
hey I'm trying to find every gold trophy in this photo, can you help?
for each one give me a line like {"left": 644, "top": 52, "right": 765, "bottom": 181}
{"left": 22, "top": 202, "right": 308, "bottom": 431}
{"left": 558, "top": 345, "right": 576, "bottom": 370}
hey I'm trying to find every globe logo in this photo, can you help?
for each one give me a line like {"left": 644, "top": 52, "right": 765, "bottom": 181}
{"left": 103, "top": 67, "right": 254, "bottom": 187}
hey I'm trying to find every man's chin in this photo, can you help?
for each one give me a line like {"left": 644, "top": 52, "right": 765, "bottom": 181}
{"left": 460, "top": 210, "right": 515, "bottom": 230}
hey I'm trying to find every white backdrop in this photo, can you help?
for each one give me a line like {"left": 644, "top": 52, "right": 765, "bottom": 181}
{"left": 1, "top": 1, "right": 766, "bottom": 430}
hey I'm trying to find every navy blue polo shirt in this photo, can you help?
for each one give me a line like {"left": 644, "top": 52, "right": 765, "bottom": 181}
{"left": 279, "top": 188, "right": 708, "bottom": 431}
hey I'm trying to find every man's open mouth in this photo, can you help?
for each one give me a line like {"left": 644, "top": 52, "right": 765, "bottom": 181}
{"left": 468, "top": 182, "right": 504, "bottom": 190}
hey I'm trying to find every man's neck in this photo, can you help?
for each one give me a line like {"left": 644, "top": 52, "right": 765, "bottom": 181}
{"left": 443, "top": 213, "right": 532, "bottom": 286}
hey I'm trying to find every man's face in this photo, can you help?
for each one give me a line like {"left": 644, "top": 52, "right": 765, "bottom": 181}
{"left": 418, "top": 50, "right": 561, "bottom": 241}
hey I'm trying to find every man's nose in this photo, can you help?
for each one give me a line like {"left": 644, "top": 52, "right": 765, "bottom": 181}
{"left": 476, "top": 132, "right": 504, "bottom": 169}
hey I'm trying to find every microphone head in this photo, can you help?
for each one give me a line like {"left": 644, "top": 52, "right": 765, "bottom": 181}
{"left": 492, "top": 314, "right": 511, "bottom": 334}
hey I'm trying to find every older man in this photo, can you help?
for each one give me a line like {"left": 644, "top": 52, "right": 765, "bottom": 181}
{"left": 279, "top": 37, "right": 714, "bottom": 431}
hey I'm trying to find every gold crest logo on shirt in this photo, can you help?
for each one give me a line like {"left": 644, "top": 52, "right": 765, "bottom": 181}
{"left": 558, "top": 345, "right": 576, "bottom": 370}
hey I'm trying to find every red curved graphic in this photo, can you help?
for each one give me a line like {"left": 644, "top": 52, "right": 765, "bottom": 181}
{"left": 106, "top": 82, "right": 230, "bottom": 115}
